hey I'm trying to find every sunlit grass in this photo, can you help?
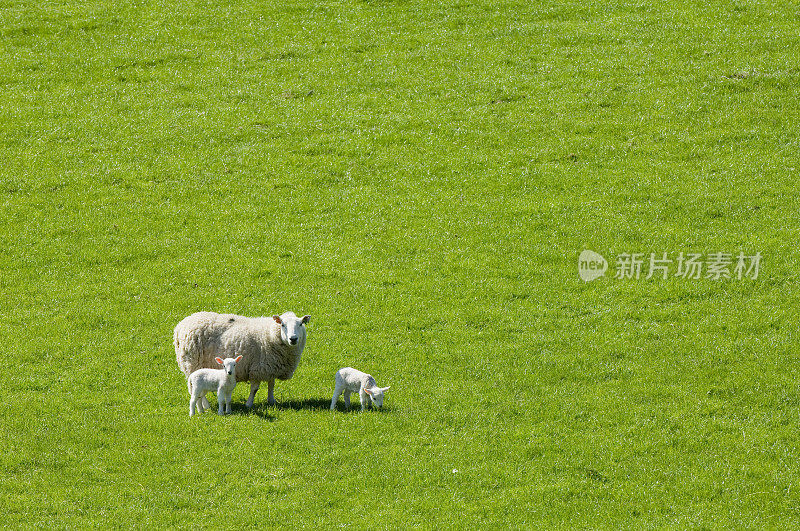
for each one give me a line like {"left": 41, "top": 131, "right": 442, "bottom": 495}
{"left": 2, "top": 0, "right": 799, "bottom": 527}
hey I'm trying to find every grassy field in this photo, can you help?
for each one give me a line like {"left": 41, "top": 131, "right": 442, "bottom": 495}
{"left": 2, "top": 0, "right": 800, "bottom": 527}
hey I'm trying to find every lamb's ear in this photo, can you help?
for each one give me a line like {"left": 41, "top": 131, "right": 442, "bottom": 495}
{"left": 215, "top": 357, "right": 224, "bottom": 365}
{"left": 234, "top": 355, "right": 243, "bottom": 363}
{"left": 382, "top": 386, "right": 390, "bottom": 392}
{"left": 301, "top": 315, "right": 311, "bottom": 325}
{"left": 272, "top": 315, "right": 282, "bottom": 324}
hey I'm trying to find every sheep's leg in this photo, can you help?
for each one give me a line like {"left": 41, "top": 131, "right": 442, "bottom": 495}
{"left": 330, "top": 383, "right": 344, "bottom": 410}
{"left": 359, "top": 390, "right": 369, "bottom": 411}
{"left": 246, "top": 381, "right": 260, "bottom": 408}
{"left": 343, "top": 389, "right": 351, "bottom": 409}
{"left": 224, "top": 393, "right": 232, "bottom": 414}
{"left": 267, "top": 378, "right": 276, "bottom": 406}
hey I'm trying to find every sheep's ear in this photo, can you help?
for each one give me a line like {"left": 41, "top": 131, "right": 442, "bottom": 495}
{"left": 235, "top": 355, "right": 243, "bottom": 363}
{"left": 272, "top": 315, "right": 282, "bottom": 324}
{"left": 301, "top": 315, "right": 311, "bottom": 324}
{"left": 382, "top": 386, "right": 390, "bottom": 392}
{"left": 363, "top": 388, "right": 372, "bottom": 396}
{"left": 215, "top": 357, "right": 224, "bottom": 365}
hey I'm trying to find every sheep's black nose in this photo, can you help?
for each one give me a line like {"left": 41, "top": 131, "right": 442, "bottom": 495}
{"left": 289, "top": 336, "right": 298, "bottom": 344}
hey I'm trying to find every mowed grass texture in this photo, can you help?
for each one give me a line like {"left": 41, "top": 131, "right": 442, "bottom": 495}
{"left": 2, "top": 0, "right": 800, "bottom": 527}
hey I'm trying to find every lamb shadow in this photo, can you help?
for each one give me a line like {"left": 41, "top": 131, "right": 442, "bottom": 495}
{"left": 274, "top": 397, "right": 332, "bottom": 412}
{"left": 229, "top": 402, "right": 276, "bottom": 421}
{"left": 329, "top": 402, "right": 394, "bottom": 414}
{"left": 230, "top": 398, "right": 389, "bottom": 416}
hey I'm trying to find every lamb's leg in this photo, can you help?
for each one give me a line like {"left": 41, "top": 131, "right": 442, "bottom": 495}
{"left": 225, "top": 393, "right": 232, "bottom": 414}
{"left": 217, "top": 388, "right": 225, "bottom": 415}
{"left": 330, "top": 383, "right": 344, "bottom": 410}
{"left": 188, "top": 381, "right": 195, "bottom": 416}
{"left": 267, "top": 378, "right": 276, "bottom": 406}
{"left": 189, "top": 379, "right": 210, "bottom": 411}
{"left": 246, "top": 381, "right": 260, "bottom": 408}
{"left": 359, "top": 390, "right": 369, "bottom": 411}
{"left": 196, "top": 393, "right": 206, "bottom": 414}
{"left": 343, "top": 389, "right": 351, "bottom": 409}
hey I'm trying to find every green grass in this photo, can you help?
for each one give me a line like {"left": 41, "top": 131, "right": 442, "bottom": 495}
{"left": 2, "top": 0, "right": 800, "bottom": 527}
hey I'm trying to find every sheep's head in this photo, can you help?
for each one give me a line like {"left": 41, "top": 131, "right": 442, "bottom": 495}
{"left": 272, "top": 312, "right": 311, "bottom": 347}
{"left": 216, "top": 355, "right": 242, "bottom": 376}
{"left": 364, "top": 386, "right": 390, "bottom": 408}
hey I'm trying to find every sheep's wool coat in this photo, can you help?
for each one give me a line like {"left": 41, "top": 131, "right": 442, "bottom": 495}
{"left": 174, "top": 312, "right": 306, "bottom": 383}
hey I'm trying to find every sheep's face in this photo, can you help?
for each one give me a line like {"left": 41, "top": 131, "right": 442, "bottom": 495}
{"left": 364, "top": 386, "right": 390, "bottom": 408}
{"left": 272, "top": 312, "right": 311, "bottom": 347}
{"left": 216, "top": 356, "right": 242, "bottom": 376}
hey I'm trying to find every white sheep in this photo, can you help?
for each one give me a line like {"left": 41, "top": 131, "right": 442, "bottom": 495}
{"left": 330, "top": 367, "right": 390, "bottom": 411}
{"left": 175, "top": 311, "right": 310, "bottom": 409}
{"left": 187, "top": 355, "right": 242, "bottom": 416}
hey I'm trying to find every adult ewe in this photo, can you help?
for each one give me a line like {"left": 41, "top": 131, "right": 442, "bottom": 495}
{"left": 175, "top": 311, "right": 310, "bottom": 408}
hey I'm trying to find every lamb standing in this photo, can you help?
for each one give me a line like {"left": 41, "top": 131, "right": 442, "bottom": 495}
{"left": 175, "top": 311, "right": 310, "bottom": 409}
{"left": 330, "top": 367, "right": 390, "bottom": 411}
{"left": 188, "top": 356, "right": 242, "bottom": 416}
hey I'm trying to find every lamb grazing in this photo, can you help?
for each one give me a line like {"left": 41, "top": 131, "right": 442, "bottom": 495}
{"left": 330, "top": 367, "right": 390, "bottom": 411}
{"left": 175, "top": 311, "right": 310, "bottom": 409}
{"left": 188, "top": 356, "right": 242, "bottom": 416}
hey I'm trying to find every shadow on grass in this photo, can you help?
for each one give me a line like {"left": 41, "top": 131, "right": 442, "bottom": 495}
{"left": 274, "top": 397, "right": 332, "bottom": 411}
{"left": 227, "top": 402, "right": 276, "bottom": 421}
{"left": 284, "top": 397, "right": 393, "bottom": 413}
{"left": 227, "top": 397, "right": 334, "bottom": 418}
{"left": 329, "top": 402, "right": 395, "bottom": 414}
{"left": 222, "top": 398, "right": 393, "bottom": 417}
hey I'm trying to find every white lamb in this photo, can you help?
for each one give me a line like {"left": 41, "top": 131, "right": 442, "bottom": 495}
{"left": 187, "top": 356, "right": 242, "bottom": 416}
{"left": 175, "top": 311, "right": 310, "bottom": 409}
{"left": 330, "top": 367, "right": 390, "bottom": 411}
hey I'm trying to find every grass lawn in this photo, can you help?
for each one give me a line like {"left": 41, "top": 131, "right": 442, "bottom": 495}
{"left": 2, "top": 0, "right": 799, "bottom": 527}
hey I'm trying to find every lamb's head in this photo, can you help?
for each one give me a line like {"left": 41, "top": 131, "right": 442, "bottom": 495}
{"left": 272, "top": 312, "right": 311, "bottom": 347}
{"left": 364, "top": 386, "right": 390, "bottom": 408}
{"left": 216, "top": 356, "right": 242, "bottom": 376}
